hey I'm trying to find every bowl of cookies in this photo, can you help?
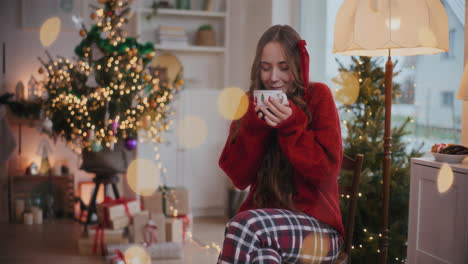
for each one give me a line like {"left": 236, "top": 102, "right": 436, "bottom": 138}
{"left": 431, "top": 143, "right": 468, "bottom": 163}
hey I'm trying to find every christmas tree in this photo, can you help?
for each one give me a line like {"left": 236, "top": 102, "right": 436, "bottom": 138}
{"left": 333, "top": 56, "right": 423, "bottom": 264}
{"left": 38, "top": 0, "right": 182, "bottom": 153}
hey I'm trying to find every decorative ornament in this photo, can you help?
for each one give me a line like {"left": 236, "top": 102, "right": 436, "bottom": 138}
{"left": 85, "top": 70, "right": 98, "bottom": 87}
{"left": 142, "top": 115, "right": 151, "bottom": 129}
{"left": 143, "top": 74, "right": 151, "bottom": 82}
{"left": 37, "top": 139, "right": 52, "bottom": 175}
{"left": 105, "top": 11, "right": 113, "bottom": 17}
{"left": 15, "top": 81, "right": 26, "bottom": 101}
{"left": 38, "top": 67, "right": 44, "bottom": 74}
{"left": 79, "top": 29, "right": 86, "bottom": 37}
{"left": 104, "top": 107, "right": 110, "bottom": 125}
{"left": 87, "top": 129, "right": 95, "bottom": 140}
{"left": 42, "top": 118, "right": 53, "bottom": 132}
{"left": 112, "top": 120, "right": 119, "bottom": 132}
{"left": 27, "top": 75, "right": 41, "bottom": 101}
{"left": 124, "top": 138, "right": 137, "bottom": 150}
{"left": 90, "top": 13, "right": 97, "bottom": 20}
{"left": 91, "top": 43, "right": 104, "bottom": 61}
{"left": 150, "top": 100, "right": 157, "bottom": 108}
{"left": 29, "top": 162, "right": 39, "bottom": 175}
{"left": 146, "top": 51, "right": 155, "bottom": 59}
{"left": 91, "top": 140, "right": 103, "bottom": 152}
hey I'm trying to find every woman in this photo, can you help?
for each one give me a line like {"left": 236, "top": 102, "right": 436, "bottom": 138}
{"left": 218, "top": 25, "right": 344, "bottom": 264}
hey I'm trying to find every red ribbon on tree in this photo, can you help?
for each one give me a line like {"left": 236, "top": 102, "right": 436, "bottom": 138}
{"left": 297, "top": 40, "right": 310, "bottom": 101}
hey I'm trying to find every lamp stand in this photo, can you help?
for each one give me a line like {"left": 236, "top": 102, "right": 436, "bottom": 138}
{"left": 379, "top": 51, "right": 393, "bottom": 264}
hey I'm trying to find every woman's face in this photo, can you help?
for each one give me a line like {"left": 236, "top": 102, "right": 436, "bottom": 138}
{"left": 260, "top": 41, "right": 292, "bottom": 92}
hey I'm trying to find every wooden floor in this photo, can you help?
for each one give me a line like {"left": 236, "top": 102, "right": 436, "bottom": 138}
{"left": 0, "top": 216, "right": 228, "bottom": 264}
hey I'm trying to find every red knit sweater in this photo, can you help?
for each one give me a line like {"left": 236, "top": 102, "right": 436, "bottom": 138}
{"left": 219, "top": 82, "right": 344, "bottom": 237}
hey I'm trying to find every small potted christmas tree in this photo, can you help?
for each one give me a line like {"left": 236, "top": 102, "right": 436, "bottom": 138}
{"left": 37, "top": 0, "right": 182, "bottom": 173}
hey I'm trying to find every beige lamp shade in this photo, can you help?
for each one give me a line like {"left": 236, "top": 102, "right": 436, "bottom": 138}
{"left": 333, "top": 0, "right": 449, "bottom": 56}
{"left": 457, "top": 65, "right": 468, "bottom": 100}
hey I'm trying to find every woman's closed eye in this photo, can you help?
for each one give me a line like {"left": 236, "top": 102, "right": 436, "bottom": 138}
{"left": 261, "top": 66, "right": 289, "bottom": 72}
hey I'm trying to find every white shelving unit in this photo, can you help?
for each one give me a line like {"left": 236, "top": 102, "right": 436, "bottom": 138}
{"left": 135, "top": 0, "right": 230, "bottom": 89}
{"left": 141, "top": 7, "right": 227, "bottom": 18}
{"left": 135, "top": 0, "right": 230, "bottom": 217}
{"left": 154, "top": 44, "right": 226, "bottom": 53}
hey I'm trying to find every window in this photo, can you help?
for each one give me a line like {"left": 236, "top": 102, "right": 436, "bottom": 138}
{"left": 442, "top": 91, "right": 454, "bottom": 107}
{"left": 298, "top": 0, "right": 463, "bottom": 147}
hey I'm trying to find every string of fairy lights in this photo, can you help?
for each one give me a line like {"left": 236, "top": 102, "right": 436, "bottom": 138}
{"left": 340, "top": 193, "right": 406, "bottom": 263}
{"left": 37, "top": 0, "right": 181, "bottom": 153}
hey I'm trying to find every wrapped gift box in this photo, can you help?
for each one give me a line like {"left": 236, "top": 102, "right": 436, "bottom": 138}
{"left": 165, "top": 217, "right": 183, "bottom": 243}
{"left": 97, "top": 198, "right": 140, "bottom": 227}
{"left": 163, "top": 187, "right": 190, "bottom": 217}
{"left": 150, "top": 213, "right": 166, "bottom": 243}
{"left": 142, "top": 191, "right": 163, "bottom": 214}
{"left": 130, "top": 211, "right": 149, "bottom": 243}
{"left": 107, "top": 242, "right": 183, "bottom": 260}
{"left": 183, "top": 214, "right": 193, "bottom": 242}
{"left": 130, "top": 211, "right": 166, "bottom": 244}
{"left": 107, "top": 216, "right": 131, "bottom": 230}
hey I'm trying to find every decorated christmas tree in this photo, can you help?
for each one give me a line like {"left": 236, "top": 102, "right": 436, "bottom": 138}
{"left": 38, "top": 0, "right": 182, "bottom": 153}
{"left": 333, "top": 56, "right": 423, "bottom": 264}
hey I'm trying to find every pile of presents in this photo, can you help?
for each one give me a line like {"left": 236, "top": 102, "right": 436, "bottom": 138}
{"left": 78, "top": 186, "right": 191, "bottom": 262}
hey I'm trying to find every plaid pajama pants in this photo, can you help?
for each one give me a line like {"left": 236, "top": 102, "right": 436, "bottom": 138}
{"left": 218, "top": 209, "right": 343, "bottom": 264}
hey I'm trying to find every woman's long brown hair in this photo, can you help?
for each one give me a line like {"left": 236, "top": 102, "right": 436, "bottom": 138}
{"left": 230, "top": 25, "right": 312, "bottom": 210}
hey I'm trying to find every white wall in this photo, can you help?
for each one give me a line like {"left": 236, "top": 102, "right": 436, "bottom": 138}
{"left": 227, "top": 0, "right": 273, "bottom": 90}
{"left": 272, "top": 0, "right": 297, "bottom": 27}
{"left": 298, "top": 0, "right": 327, "bottom": 84}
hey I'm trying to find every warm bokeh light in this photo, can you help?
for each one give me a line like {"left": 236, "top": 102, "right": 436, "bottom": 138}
{"left": 333, "top": 71, "right": 360, "bottom": 105}
{"left": 151, "top": 53, "right": 183, "bottom": 89}
{"left": 40, "top": 17, "right": 61, "bottom": 47}
{"left": 437, "top": 163, "right": 454, "bottom": 193}
{"left": 177, "top": 115, "right": 208, "bottom": 149}
{"left": 217, "top": 87, "right": 249, "bottom": 120}
{"left": 386, "top": 17, "right": 401, "bottom": 31}
{"left": 300, "top": 232, "right": 331, "bottom": 264}
{"left": 124, "top": 246, "right": 151, "bottom": 264}
{"left": 126, "top": 159, "right": 160, "bottom": 197}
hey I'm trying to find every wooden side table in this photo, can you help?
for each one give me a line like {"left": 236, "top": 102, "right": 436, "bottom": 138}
{"left": 8, "top": 174, "right": 74, "bottom": 222}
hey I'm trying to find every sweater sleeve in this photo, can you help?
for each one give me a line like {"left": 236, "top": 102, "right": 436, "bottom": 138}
{"left": 276, "top": 83, "right": 343, "bottom": 185}
{"left": 218, "top": 99, "right": 273, "bottom": 190}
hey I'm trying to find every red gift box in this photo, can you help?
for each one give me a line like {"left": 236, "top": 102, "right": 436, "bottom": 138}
{"left": 97, "top": 197, "right": 140, "bottom": 228}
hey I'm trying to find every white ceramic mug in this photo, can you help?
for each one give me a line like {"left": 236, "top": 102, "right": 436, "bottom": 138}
{"left": 253, "top": 90, "right": 288, "bottom": 107}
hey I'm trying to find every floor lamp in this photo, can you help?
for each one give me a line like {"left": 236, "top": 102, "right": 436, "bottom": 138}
{"left": 333, "top": 0, "right": 448, "bottom": 263}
